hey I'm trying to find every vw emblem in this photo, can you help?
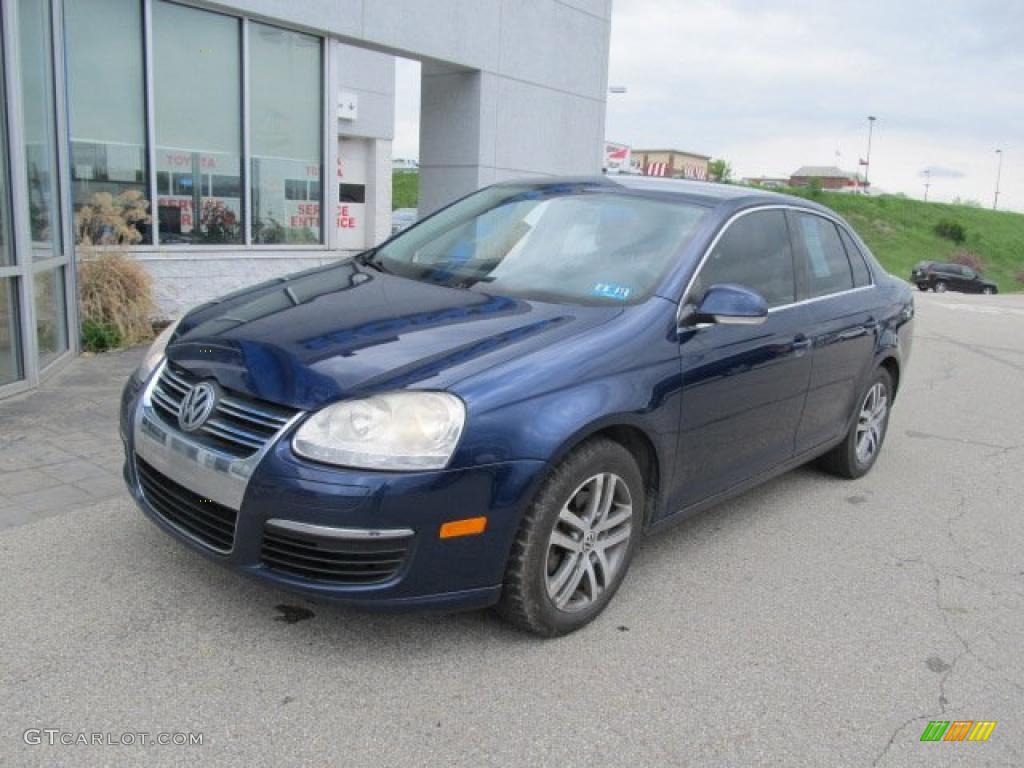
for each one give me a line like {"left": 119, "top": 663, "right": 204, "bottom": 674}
{"left": 178, "top": 381, "right": 218, "bottom": 432}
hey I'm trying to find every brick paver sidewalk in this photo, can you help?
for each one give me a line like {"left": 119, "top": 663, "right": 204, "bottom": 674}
{"left": 0, "top": 347, "right": 144, "bottom": 529}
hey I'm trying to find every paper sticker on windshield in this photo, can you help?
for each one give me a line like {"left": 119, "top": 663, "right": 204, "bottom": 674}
{"left": 593, "top": 283, "right": 632, "bottom": 301}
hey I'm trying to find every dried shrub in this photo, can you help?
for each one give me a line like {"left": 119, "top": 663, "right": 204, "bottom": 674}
{"left": 1015, "top": 270, "right": 1024, "bottom": 285}
{"left": 75, "top": 191, "right": 156, "bottom": 351}
{"left": 78, "top": 253, "right": 156, "bottom": 351}
{"left": 950, "top": 249, "right": 985, "bottom": 272}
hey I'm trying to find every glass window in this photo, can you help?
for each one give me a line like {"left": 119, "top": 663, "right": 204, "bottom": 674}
{"left": 372, "top": 185, "right": 708, "bottom": 305}
{"left": 65, "top": 0, "right": 150, "bottom": 245}
{"left": 0, "top": 26, "right": 12, "bottom": 269}
{"left": 18, "top": 0, "right": 62, "bottom": 260}
{"left": 34, "top": 266, "right": 67, "bottom": 368}
{"left": 250, "top": 23, "right": 322, "bottom": 244}
{"left": 1, "top": 278, "right": 21, "bottom": 386}
{"left": 793, "top": 213, "right": 854, "bottom": 298}
{"left": 339, "top": 183, "right": 365, "bottom": 204}
{"left": 153, "top": 1, "right": 241, "bottom": 244}
{"left": 690, "top": 210, "right": 796, "bottom": 308}
{"left": 839, "top": 228, "right": 872, "bottom": 287}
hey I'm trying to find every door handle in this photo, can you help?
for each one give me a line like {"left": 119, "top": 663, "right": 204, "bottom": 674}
{"left": 791, "top": 334, "right": 812, "bottom": 356}
{"left": 837, "top": 327, "right": 868, "bottom": 341}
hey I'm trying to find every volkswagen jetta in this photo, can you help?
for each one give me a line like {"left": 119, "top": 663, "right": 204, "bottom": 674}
{"left": 120, "top": 177, "right": 914, "bottom": 636}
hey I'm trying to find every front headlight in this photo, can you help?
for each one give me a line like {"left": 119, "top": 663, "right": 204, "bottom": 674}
{"left": 292, "top": 392, "right": 465, "bottom": 471}
{"left": 137, "top": 317, "right": 182, "bottom": 382}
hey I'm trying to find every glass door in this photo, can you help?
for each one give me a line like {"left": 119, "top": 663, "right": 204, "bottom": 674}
{"left": 0, "top": 0, "right": 75, "bottom": 399}
{"left": 0, "top": 6, "right": 25, "bottom": 390}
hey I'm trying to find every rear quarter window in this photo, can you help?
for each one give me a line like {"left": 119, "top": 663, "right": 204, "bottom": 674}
{"left": 839, "top": 228, "right": 872, "bottom": 287}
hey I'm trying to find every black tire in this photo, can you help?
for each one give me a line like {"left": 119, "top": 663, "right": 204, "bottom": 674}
{"left": 983, "top": 286, "right": 995, "bottom": 295}
{"left": 496, "top": 438, "right": 644, "bottom": 637}
{"left": 818, "top": 368, "right": 893, "bottom": 479}
{"left": 934, "top": 281, "right": 947, "bottom": 293}
{"left": 916, "top": 283, "right": 929, "bottom": 292}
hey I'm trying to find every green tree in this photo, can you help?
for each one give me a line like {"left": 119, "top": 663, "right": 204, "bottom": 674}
{"left": 707, "top": 158, "right": 733, "bottom": 183}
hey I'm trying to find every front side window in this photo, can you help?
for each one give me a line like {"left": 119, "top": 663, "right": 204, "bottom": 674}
{"left": 153, "top": 1, "right": 242, "bottom": 244}
{"left": 690, "top": 210, "right": 796, "bottom": 308}
{"left": 793, "top": 212, "right": 853, "bottom": 298}
{"left": 371, "top": 185, "right": 708, "bottom": 305}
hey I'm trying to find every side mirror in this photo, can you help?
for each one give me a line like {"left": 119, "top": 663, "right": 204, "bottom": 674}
{"left": 685, "top": 284, "right": 768, "bottom": 327}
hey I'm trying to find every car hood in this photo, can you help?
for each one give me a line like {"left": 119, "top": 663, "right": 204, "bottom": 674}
{"left": 166, "top": 260, "right": 622, "bottom": 411}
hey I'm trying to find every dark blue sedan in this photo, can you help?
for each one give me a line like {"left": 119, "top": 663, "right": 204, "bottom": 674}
{"left": 120, "top": 177, "right": 914, "bottom": 636}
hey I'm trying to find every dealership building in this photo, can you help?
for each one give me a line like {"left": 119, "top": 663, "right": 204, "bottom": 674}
{"left": 0, "top": 0, "right": 612, "bottom": 398}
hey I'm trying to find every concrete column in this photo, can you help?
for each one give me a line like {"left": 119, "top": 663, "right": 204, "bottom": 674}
{"left": 418, "top": 63, "right": 499, "bottom": 215}
{"left": 366, "top": 138, "right": 393, "bottom": 246}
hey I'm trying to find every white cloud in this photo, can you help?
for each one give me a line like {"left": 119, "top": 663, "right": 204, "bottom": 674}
{"left": 606, "top": 0, "right": 1024, "bottom": 209}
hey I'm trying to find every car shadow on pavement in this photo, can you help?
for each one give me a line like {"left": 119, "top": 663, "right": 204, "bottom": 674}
{"left": 116, "top": 462, "right": 839, "bottom": 653}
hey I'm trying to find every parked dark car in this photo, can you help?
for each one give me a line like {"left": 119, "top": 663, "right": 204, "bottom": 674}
{"left": 911, "top": 260, "right": 998, "bottom": 293}
{"left": 120, "top": 178, "right": 914, "bottom": 636}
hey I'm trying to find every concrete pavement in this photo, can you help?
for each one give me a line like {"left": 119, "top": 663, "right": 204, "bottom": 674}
{"left": 1, "top": 291, "right": 1022, "bottom": 766}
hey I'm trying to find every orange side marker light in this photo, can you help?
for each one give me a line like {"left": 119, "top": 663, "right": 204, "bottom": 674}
{"left": 439, "top": 516, "right": 488, "bottom": 539}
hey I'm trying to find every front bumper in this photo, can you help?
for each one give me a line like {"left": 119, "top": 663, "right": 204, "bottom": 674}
{"left": 120, "top": 366, "right": 546, "bottom": 612}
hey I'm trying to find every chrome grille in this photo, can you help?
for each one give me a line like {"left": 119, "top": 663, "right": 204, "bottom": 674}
{"left": 151, "top": 362, "right": 298, "bottom": 458}
{"left": 261, "top": 525, "right": 411, "bottom": 584}
{"left": 136, "top": 458, "right": 238, "bottom": 553}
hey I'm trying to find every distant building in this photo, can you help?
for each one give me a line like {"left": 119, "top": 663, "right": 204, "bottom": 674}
{"left": 743, "top": 177, "right": 790, "bottom": 190}
{"left": 789, "top": 166, "right": 866, "bottom": 191}
{"left": 393, "top": 158, "right": 419, "bottom": 173}
{"left": 633, "top": 149, "right": 710, "bottom": 180}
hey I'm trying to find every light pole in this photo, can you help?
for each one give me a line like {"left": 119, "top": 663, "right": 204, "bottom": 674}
{"left": 993, "top": 149, "right": 1003, "bottom": 210}
{"left": 923, "top": 169, "right": 931, "bottom": 202}
{"left": 862, "top": 115, "right": 877, "bottom": 194}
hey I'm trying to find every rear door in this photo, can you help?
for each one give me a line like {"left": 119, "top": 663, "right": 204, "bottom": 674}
{"left": 675, "top": 208, "right": 813, "bottom": 507}
{"left": 960, "top": 267, "right": 980, "bottom": 292}
{"left": 790, "top": 212, "right": 881, "bottom": 454}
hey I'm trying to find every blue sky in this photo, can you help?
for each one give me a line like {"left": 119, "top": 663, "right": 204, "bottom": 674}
{"left": 395, "top": 0, "right": 1024, "bottom": 211}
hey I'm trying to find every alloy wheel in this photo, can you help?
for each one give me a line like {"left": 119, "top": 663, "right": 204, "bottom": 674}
{"left": 855, "top": 382, "right": 888, "bottom": 464}
{"left": 545, "top": 473, "right": 633, "bottom": 612}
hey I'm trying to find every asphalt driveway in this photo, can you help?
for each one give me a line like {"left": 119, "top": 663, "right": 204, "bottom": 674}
{"left": 2, "top": 291, "right": 1022, "bottom": 767}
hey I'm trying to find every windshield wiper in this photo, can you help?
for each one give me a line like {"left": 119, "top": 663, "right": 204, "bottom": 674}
{"left": 355, "top": 249, "right": 389, "bottom": 273}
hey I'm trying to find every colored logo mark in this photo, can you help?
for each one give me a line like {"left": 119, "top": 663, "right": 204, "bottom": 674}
{"left": 920, "top": 720, "right": 997, "bottom": 742}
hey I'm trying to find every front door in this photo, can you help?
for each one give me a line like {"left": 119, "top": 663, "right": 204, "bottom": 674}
{"left": 673, "top": 208, "right": 812, "bottom": 510}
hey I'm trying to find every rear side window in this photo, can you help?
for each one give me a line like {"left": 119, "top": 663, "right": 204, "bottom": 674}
{"left": 691, "top": 210, "right": 796, "bottom": 308}
{"left": 793, "top": 212, "right": 854, "bottom": 298}
{"left": 839, "top": 228, "right": 872, "bottom": 287}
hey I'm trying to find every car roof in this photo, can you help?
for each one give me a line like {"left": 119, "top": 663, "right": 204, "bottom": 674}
{"left": 495, "top": 175, "right": 837, "bottom": 215}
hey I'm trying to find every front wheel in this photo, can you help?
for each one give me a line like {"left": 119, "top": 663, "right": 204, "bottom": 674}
{"left": 983, "top": 286, "right": 995, "bottom": 295}
{"left": 916, "top": 283, "right": 929, "bottom": 292}
{"left": 818, "top": 368, "right": 893, "bottom": 479}
{"left": 497, "top": 438, "right": 643, "bottom": 636}
{"left": 934, "top": 281, "right": 947, "bottom": 293}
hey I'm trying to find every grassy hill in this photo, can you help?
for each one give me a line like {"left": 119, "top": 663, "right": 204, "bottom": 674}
{"left": 392, "top": 171, "right": 419, "bottom": 210}
{"left": 784, "top": 189, "right": 1024, "bottom": 293}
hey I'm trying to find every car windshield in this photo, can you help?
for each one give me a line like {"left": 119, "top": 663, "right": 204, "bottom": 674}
{"left": 368, "top": 184, "right": 708, "bottom": 305}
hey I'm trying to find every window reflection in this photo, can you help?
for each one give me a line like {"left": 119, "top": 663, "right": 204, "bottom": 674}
{"left": 250, "top": 23, "right": 322, "bottom": 244}
{"left": 18, "top": 0, "right": 62, "bottom": 258}
{"left": 65, "top": 0, "right": 150, "bottom": 244}
{"left": 153, "top": 1, "right": 242, "bottom": 245}
{"left": 34, "top": 267, "right": 68, "bottom": 369}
